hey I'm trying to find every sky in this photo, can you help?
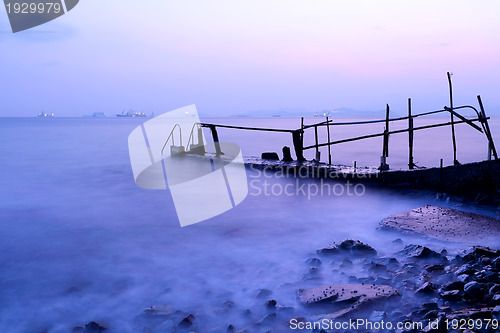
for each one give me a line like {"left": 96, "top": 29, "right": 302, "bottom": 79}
{"left": 1, "top": 0, "right": 500, "bottom": 117}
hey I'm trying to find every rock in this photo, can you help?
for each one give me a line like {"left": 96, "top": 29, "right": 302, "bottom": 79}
{"left": 464, "top": 281, "right": 487, "bottom": 300}
{"left": 378, "top": 257, "right": 400, "bottom": 270}
{"left": 448, "top": 307, "right": 493, "bottom": 320}
{"left": 455, "top": 264, "right": 476, "bottom": 276}
{"left": 261, "top": 152, "right": 279, "bottom": 160}
{"left": 457, "top": 274, "right": 472, "bottom": 283}
{"left": 227, "top": 324, "right": 235, "bottom": 333}
{"left": 425, "top": 264, "right": 445, "bottom": 272}
{"left": 379, "top": 205, "right": 500, "bottom": 242}
{"left": 493, "top": 305, "right": 500, "bottom": 320}
{"left": 84, "top": 322, "right": 106, "bottom": 333}
{"left": 392, "top": 238, "right": 403, "bottom": 245}
{"left": 423, "top": 310, "right": 438, "bottom": 319}
{"left": 459, "top": 246, "right": 500, "bottom": 260}
{"left": 256, "top": 289, "right": 272, "bottom": 299}
{"left": 306, "top": 257, "right": 322, "bottom": 266}
{"left": 422, "top": 302, "right": 438, "bottom": 311}
{"left": 440, "top": 290, "right": 462, "bottom": 302}
{"left": 298, "top": 283, "right": 399, "bottom": 319}
{"left": 317, "top": 239, "right": 377, "bottom": 257}
{"left": 266, "top": 300, "right": 277, "bottom": 309}
{"left": 339, "top": 258, "right": 353, "bottom": 268}
{"left": 368, "top": 310, "right": 387, "bottom": 322}
{"left": 492, "top": 294, "right": 500, "bottom": 304}
{"left": 416, "top": 282, "right": 437, "bottom": 295}
{"left": 177, "top": 314, "right": 195, "bottom": 329}
{"left": 399, "top": 244, "right": 446, "bottom": 262}
{"left": 442, "top": 281, "right": 465, "bottom": 292}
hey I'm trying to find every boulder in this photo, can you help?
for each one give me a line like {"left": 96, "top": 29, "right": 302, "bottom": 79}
{"left": 379, "top": 205, "right": 500, "bottom": 242}
{"left": 399, "top": 244, "right": 445, "bottom": 261}
{"left": 317, "top": 240, "right": 377, "bottom": 257}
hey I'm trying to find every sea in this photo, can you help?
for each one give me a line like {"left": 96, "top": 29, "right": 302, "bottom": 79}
{"left": 0, "top": 116, "right": 499, "bottom": 332}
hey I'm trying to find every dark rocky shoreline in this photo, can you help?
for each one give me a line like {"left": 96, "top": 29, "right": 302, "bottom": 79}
{"left": 73, "top": 239, "right": 500, "bottom": 333}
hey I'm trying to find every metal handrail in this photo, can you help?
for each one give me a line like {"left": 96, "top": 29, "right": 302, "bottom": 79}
{"left": 186, "top": 122, "right": 201, "bottom": 149}
{"left": 160, "top": 124, "right": 183, "bottom": 155}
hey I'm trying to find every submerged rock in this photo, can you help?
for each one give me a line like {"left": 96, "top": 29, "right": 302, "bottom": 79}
{"left": 83, "top": 322, "right": 106, "bottom": 333}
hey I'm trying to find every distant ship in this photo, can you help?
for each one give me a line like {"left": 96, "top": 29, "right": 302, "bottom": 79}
{"left": 37, "top": 111, "right": 54, "bottom": 118}
{"left": 83, "top": 112, "right": 107, "bottom": 118}
{"left": 116, "top": 109, "right": 147, "bottom": 118}
{"left": 314, "top": 111, "right": 332, "bottom": 117}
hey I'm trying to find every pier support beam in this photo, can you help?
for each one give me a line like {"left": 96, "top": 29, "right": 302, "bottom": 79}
{"left": 477, "top": 95, "right": 498, "bottom": 160}
{"left": 448, "top": 72, "right": 460, "bottom": 165}
{"left": 379, "top": 104, "right": 390, "bottom": 171}
{"left": 408, "top": 98, "right": 415, "bottom": 169}
{"left": 208, "top": 125, "right": 223, "bottom": 156}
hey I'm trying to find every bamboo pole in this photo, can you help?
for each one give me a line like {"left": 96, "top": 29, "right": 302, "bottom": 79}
{"left": 408, "top": 98, "right": 414, "bottom": 169}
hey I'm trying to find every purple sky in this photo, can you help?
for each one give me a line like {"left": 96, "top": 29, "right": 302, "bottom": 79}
{"left": 1, "top": 0, "right": 500, "bottom": 117}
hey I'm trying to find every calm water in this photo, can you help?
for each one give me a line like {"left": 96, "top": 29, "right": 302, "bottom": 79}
{"left": 0, "top": 117, "right": 499, "bottom": 332}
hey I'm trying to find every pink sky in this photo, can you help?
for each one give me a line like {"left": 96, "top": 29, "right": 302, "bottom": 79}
{"left": 1, "top": 0, "right": 500, "bottom": 116}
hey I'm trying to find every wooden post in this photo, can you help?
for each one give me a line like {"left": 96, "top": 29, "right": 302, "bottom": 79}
{"left": 477, "top": 95, "right": 498, "bottom": 160}
{"left": 292, "top": 130, "right": 305, "bottom": 161}
{"left": 380, "top": 104, "right": 390, "bottom": 170}
{"left": 440, "top": 158, "right": 444, "bottom": 187}
{"left": 448, "top": 72, "right": 459, "bottom": 165}
{"left": 326, "top": 116, "right": 332, "bottom": 165}
{"left": 408, "top": 98, "right": 414, "bottom": 169}
{"left": 209, "top": 125, "right": 223, "bottom": 156}
{"left": 314, "top": 125, "right": 320, "bottom": 161}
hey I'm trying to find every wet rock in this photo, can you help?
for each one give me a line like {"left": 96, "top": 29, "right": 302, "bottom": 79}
{"left": 425, "top": 264, "right": 445, "bottom": 273}
{"left": 369, "top": 310, "right": 387, "bottom": 322}
{"left": 379, "top": 205, "right": 500, "bottom": 242}
{"left": 227, "top": 324, "right": 235, "bottom": 333}
{"left": 177, "top": 314, "right": 195, "bottom": 329}
{"left": 493, "top": 305, "right": 500, "bottom": 320}
{"left": 492, "top": 294, "right": 500, "bottom": 304}
{"left": 84, "top": 322, "right": 106, "bottom": 333}
{"left": 423, "top": 310, "right": 438, "bottom": 319}
{"left": 457, "top": 274, "right": 472, "bottom": 283}
{"left": 448, "top": 307, "right": 493, "bottom": 320}
{"left": 442, "top": 281, "right": 465, "bottom": 292}
{"left": 378, "top": 257, "right": 400, "bottom": 270}
{"left": 261, "top": 152, "right": 279, "bottom": 160}
{"left": 266, "top": 300, "right": 277, "bottom": 309}
{"left": 340, "top": 258, "right": 353, "bottom": 268}
{"left": 317, "top": 239, "right": 377, "bottom": 257}
{"left": 491, "top": 284, "right": 500, "bottom": 295}
{"left": 298, "top": 283, "right": 399, "bottom": 319}
{"left": 459, "top": 246, "right": 500, "bottom": 261}
{"left": 416, "top": 282, "right": 437, "bottom": 295}
{"left": 306, "top": 257, "right": 322, "bottom": 266}
{"left": 440, "top": 290, "right": 462, "bottom": 302}
{"left": 392, "top": 238, "right": 403, "bottom": 245}
{"left": 455, "top": 264, "right": 477, "bottom": 276}
{"left": 422, "top": 302, "right": 439, "bottom": 311}
{"left": 399, "top": 244, "right": 446, "bottom": 262}
{"left": 464, "top": 281, "right": 487, "bottom": 300}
